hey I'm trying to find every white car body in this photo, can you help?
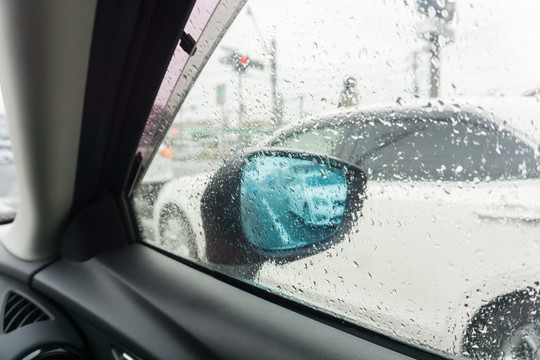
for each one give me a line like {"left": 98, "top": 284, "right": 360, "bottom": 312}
{"left": 287, "top": 173, "right": 347, "bottom": 227}
{"left": 151, "top": 98, "right": 540, "bottom": 355}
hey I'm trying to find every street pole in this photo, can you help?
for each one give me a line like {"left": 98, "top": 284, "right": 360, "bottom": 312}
{"left": 270, "top": 38, "right": 281, "bottom": 127}
{"left": 237, "top": 72, "right": 244, "bottom": 124}
{"left": 246, "top": 7, "right": 281, "bottom": 128}
{"left": 429, "top": 33, "right": 440, "bottom": 98}
{"left": 412, "top": 50, "right": 420, "bottom": 97}
{"left": 220, "top": 51, "right": 264, "bottom": 126}
{"left": 413, "top": 0, "right": 455, "bottom": 99}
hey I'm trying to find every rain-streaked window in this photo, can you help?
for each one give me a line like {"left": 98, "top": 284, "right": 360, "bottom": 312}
{"left": 0, "top": 85, "right": 17, "bottom": 223}
{"left": 131, "top": 0, "right": 540, "bottom": 358}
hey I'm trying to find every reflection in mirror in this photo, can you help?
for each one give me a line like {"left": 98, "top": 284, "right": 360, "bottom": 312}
{"left": 240, "top": 156, "right": 347, "bottom": 252}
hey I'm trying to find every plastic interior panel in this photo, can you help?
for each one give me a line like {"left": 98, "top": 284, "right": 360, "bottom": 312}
{"left": 33, "top": 244, "right": 415, "bottom": 360}
{"left": 0, "top": 273, "right": 84, "bottom": 359}
{"left": 0, "top": 0, "right": 97, "bottom": 260}
{"left": 0, "top": 241, "right": 55, "bottom": 285}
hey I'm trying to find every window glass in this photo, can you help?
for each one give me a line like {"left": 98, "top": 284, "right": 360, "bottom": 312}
{"left": 336, "top": 113, "right": 540, "bottom": 181}
{"left": 271, "top": 124, "right": 346, "bottom": 156}
{"left": 132, "top": 0, "right": 540, "bottom": 358}
{"left": 362, "top": 121, "right": 538, "bottom": 181}
{"left": 0, "top": 86, "right": 17, "bottom": 223}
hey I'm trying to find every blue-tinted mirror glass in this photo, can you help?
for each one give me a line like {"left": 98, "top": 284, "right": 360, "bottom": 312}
{"left": 241, "top": 156, "right": 347, "bottom": 252}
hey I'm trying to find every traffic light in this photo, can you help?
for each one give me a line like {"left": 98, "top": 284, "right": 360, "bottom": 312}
{"left": 221, "top": 50, "right": 263, "bottom": 73}
{"left": 232, "top": 53, "right": 249, "bottom": 72}
{"left": 235, "top": 54, "right": 249, "bottom": 71}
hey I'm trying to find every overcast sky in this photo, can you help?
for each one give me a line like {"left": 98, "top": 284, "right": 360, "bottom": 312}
{"left": 177, "top": 0, "right": 540, "bottom": 126}
{"left": 2, "top": 0, "right": 539, "bottom": 123}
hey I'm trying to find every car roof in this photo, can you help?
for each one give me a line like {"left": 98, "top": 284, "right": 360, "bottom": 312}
{"left": 268, "top": 97, "right": 540, "bottom": 145}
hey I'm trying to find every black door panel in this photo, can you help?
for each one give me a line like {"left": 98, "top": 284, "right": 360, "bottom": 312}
{"left": 33, "top": 244, "right": 417, "bottom": 360}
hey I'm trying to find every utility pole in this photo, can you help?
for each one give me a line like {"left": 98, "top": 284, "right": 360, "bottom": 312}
{"left": 269, "top": 38, "right": 281, "bottom": 127}
{"left": 215, "top": 83, "right": 227, "bottom": 129}
{"left": 221, "top": 51, "right": 264, "bottom": 125}
{"left": 414, "top": 0, "right": 455, "bottom": 98}
{"left": 412, "top": 50, "right": 420, "bottom": 97}
{"left": 247, "top": 7, "right": 282, "bottom": 128}
{"left": 299, "top": 95, "right": 305, "bottom": 118}
{"left": 237, "top": 69, "right": 245, "bottom": 123}
{"left": 429, "top": 33, "right": 441, "bottom": 98}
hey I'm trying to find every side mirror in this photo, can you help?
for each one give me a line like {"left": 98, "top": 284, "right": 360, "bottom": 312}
{"left": 201, "top": 149, "right": 366, "bottom": 265}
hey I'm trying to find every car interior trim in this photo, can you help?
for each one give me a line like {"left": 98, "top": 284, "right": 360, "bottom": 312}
{"left": 0, "top": 0, "right": 97, "bottom": 260}
{"left": 33, "top": 244, "right": 433, "bottom": 360}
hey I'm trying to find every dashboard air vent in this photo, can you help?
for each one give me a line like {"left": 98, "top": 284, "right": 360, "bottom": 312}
{"left": 3, "top": 291, "right": 50, "bottom": 333}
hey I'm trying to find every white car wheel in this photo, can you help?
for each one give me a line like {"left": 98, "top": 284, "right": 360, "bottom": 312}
{"left": 502, "top": 322, "right": 540, "bottom": 360}
{"left": 159, "top": 205, "right": 198, "bottom": 259}
{"left": 463, "top": 288, "right": 540, "bottom": 360}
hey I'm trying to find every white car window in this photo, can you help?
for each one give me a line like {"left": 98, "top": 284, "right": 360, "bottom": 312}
{"left": 338, "top": 113, "right": 539, "bottom": 181}
{"left": 271, "top": 125, "right": 346, "bottom": 156}
{"left": 132, "top": 0, "right": 540, "bottom": 358}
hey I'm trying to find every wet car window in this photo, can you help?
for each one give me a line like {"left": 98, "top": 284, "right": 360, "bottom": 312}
{"left": 0, "top": 86, "right": 17, "bottom": 223}
{"left": 131, "top": 0, "right": 540, "bottom": 358}
{"left": 335, "top": 113, "right": 540, "bottom": 182}
{"left": 271, "top": 125, "right": 346, "bottom": 156}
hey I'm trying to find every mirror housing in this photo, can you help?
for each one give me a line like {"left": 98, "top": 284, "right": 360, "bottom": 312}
{"left": 201, "top": 149, "right": 366, "bottom": 265}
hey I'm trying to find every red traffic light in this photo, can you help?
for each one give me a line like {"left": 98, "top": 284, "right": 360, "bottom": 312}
{"left": 239, "top": 56, "right": 248, "bottom": 65}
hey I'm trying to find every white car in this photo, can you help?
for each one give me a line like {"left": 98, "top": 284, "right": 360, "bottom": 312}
{"left": 150, "top": 98, "right": 540, "bottom": 358}
{"left": 287, "top": 169, "right": 347, "bottom": 227}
